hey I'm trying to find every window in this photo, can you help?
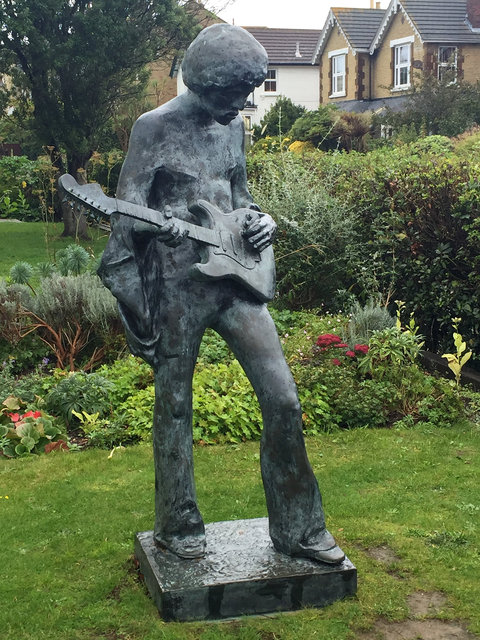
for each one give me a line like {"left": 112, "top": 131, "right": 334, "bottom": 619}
{"left": 331, "top": 54, "right": 346, "bottom": 96}
{"left": 390, "top": 36, "right": 413, "bottom": 90}
{"left": 394, "top": 43, "right": 411, "bottom": 88}
{"left": 328, "top": 48, "right": 348, "bottom": 97}
{"left": 264, "top": 69, "right": 277, "bottom": 92}
{"left": 438, "top": 46, "right": 457, "bottom": 82}
{"left": 245, "top": 91, "right": 255, "bottom": 107}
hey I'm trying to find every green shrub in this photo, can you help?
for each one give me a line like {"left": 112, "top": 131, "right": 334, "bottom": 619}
{"left": 27, "top": 272, "right": 123, "bottom": 369}
{"left": 117, "top": 386, "right": 154, "bottom": 440}
{"left": 0, "top": 156, "right": 46, "bottom": 221}
{"left": 249, "top": 152, "right": 362, "bottom": 309}
{"left": 0, "top": 396, "right": 68, "bottom": 458}
{"left": 344, "top": 297, "right": 395, "bottom": 346}
{"left": 98, "top": 355, "right": 153, "bottom": 405}
{"left": 192, "top": 360, "right": 262, "bottom": 443}
{"left": 252, "top": 96, "right": 306, "bottom": 141}
{"left": 288, "top": 105, "right": 339, "bottom": 149}
{"left": 45, "top": 371, "right": 114, "bottom": 426}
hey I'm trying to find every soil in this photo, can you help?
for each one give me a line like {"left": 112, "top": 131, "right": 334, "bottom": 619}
{"left": 407, "top": 591, "right": 448, "bottom": 617}
{"left": 366, "top": 545, "right": 401, "bottom": 564}
{"left": 357, "top": 552, "right": 479, "bottom": 640}
{"left": 356, "top": 618, "right": 478, "bottom": 640}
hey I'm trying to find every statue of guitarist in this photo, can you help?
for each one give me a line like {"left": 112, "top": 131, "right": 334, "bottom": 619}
{"left": 98, "top": 24, "right": 344, "bottom": 564}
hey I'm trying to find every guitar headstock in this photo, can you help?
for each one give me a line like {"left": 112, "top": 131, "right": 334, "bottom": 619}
{"left": 58, "top": 174, "right": 116, "bottom": 217}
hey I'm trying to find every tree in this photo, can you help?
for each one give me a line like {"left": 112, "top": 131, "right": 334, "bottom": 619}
{"left": 252, "top": 96, "right": 306, "bottom": 140}
{"left": 288, "top": 105, "right": 339, "bottom": 149}
{"left": 378, "top": 74, "right": 480, "bottom": 138}
{"left": 0, "top": 0, "right": 199, "bottom": 236}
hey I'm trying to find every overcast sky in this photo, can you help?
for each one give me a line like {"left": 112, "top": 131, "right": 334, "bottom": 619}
{"left": 216, "top": 0, "right": 388, "bottom": 30}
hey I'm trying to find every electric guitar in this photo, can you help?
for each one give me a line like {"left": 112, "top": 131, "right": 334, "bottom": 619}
{"left": 59, "top": 174, "right": 275, "bottom": 302}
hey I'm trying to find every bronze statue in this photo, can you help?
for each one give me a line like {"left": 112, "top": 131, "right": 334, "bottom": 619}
{"left": 95, "top": 24, "right": 344, "bottom": 565}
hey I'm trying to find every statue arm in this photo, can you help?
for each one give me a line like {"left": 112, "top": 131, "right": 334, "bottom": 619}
{"left": 231, "top": 127, "right": 277, "bottom": 252}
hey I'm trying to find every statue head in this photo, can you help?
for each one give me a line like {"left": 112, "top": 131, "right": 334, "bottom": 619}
{"left": 182, "top": 24, "right": 268, "bottom": 103}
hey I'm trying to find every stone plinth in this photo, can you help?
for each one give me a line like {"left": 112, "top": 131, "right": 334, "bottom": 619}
{"left": 135, "top": 518, "right": 357, "bottom": 621}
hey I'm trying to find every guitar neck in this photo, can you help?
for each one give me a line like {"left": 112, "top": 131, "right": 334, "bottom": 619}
{"left": 115, "top": 199, "right": 219, "bottom": 247}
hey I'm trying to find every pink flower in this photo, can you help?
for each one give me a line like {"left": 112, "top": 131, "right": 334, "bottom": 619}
{"left": 345, "top": 350, "right": 356, "bottom": 358}
{"left": 354, "top": 344, "right": 369, "bottom": 355}
{"left": 332, "top": 358, "right": 342, "bottom": 366}
{"left": 9, "top": 413, "right": 20, "bottom": 423}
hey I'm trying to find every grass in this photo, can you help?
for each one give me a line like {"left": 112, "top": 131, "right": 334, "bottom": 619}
{"left": 1, "top": 422, "right": 479, "bottom": 639}
{"left": 0, "top": 221, "right": 108, "bottom": 276}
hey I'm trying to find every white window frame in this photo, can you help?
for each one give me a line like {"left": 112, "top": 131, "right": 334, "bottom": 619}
{"left": 438, "top": 45, "right": 458, "bottom": 82}
{"left": 328, "top": 48, "right": 348, "bottom": 97}
{"left": 390, "top": 35, "right": 413, "bottom": 90}
{"left": 263, "top": 68, "right": 277, "bottom": 93}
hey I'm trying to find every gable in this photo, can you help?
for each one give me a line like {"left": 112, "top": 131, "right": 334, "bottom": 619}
{"left": 314, "top": 8, "right": 384, "bottom": 62}
{"left": 371, "top": 0, "right": 480, "bottom": 52}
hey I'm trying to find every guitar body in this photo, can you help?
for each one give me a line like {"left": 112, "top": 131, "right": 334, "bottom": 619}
{"left": 188, "top": 201, "right": 275, "bottom": 302}
{"left": 59, "top": 175, "right": 276, "bottom": 303}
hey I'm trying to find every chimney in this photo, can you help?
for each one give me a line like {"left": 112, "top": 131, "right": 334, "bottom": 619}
{"left": 376, "top": 1, "right": 381, "bottom": 8}
{"left": 370, "top": 0, "right": 374, "bottom": 7}
{"left": 467, "top": 0, "right": 480, "bottom": 28}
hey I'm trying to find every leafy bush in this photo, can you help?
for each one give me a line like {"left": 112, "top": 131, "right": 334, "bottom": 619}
{"left": 252, "top": 96, "right": 306, "bottom": 141}
{"left": 378, "top": 75, "right": 480, "bottom": 138}
{"left": 0, "top": 396, "right": 68, "bottom": 458}
{"left": 45, "top": 371, "right": 114, "bottom": 426}
{"left": 344, "top": 297, "right": 395, "bottom": 346}
{"left": 192, "top": 360, "right": 262, "bottom": 443}
{"left": 0, "top": 156, "right": 48, "bottom": 221}
{"left": 288, "top": 105, "right": 339, "bottom": 149}
{"left": 98, "top": 355, "right": 153, "bottom": 405}
{"left": 26, "top": 272, "right": 123, "bottom": 370}
{"left": 249, "top": 151, "right": 362, "bottom": 309}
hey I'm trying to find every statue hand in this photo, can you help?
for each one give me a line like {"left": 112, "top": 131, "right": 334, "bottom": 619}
{"left": 133, "top": 206, "right": 188, "bottom": 247}
{"left": 243, "top": 212, "right": 277, "bottom": 252}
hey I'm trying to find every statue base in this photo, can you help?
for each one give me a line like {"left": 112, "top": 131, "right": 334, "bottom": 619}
{"left": 134, "top": 518, "right": 357, "bottom": 621}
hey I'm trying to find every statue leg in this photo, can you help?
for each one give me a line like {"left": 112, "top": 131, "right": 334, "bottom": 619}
{"left": 214, "top": 299, "right": 344, "bottom": 564}
{"left": 152, "top": 351, "right": 206, "bottom": 558}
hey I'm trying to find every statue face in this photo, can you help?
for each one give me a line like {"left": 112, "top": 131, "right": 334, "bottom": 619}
{"left": 198, "top": 84, "right": 254, "bottom": 125}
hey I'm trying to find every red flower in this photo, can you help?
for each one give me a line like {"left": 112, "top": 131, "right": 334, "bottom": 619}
{"left": 354, "top": 344, "right": 369, "bottom": 355}
{"left": 333, "top": 342, "right": 348, "bottom": 348}
{"left": 345, "top": 350, "right": 356, "bottom": 358}
{"left": 316, "top": 333, "right": 343, "bottom": 347}
{"left": 332, "top": 358, "right": 342, "bottom": 366}
{"left": 9, "top": 413, "right": 20, "bottom": 423}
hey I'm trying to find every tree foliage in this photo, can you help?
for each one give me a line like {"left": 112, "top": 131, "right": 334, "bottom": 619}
{"left": 252, "top": 96, "right": 306, "bottom": 140}
{"left": 378, "top": 74, "right": 480, "bottom": 138}
{"left": 0, "top": 0, "right": 199, "bottom": 177}
{"left": 288, "top": 105, "right": 338, "bottom": 149}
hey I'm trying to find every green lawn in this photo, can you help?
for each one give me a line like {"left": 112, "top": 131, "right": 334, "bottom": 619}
{"left": 1, "top": 423, "right": 479, "bottom": 639}
{"left": 0, "top": 221, "right": 108, "bottom": 276}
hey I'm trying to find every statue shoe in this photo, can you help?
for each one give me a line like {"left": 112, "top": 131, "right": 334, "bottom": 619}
{"left": 156, "top": 533, "right": 206, "bottom": 559}
{"left": 293, "top": 528, "right": 345, "bottom": 565}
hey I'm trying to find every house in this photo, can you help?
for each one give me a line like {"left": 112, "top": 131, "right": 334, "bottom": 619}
{"left": 314, "top": 0, "right": 480, "bottom": 113}
{"left": 241, "top": 28, "right": 321, "bottom": 128}
{"left": 176, "top": 27, "right": 321, "bottom": 128}
{"left": 313, "top": 7, "right": 385, "bottom": 105}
